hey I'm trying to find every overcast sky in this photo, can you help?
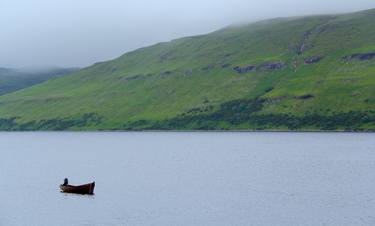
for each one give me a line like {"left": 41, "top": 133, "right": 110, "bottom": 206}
{"left": 1, "top": 0, "right": 374, "bottom": 68}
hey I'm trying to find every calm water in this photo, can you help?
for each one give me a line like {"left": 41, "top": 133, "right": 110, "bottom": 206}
{"left": 0, "top": 132, "right": 375, "bottom": 226}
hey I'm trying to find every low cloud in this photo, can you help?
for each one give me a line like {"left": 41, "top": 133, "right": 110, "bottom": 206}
{"left": 0, "top": 0, "right": 374, "bottom": 68}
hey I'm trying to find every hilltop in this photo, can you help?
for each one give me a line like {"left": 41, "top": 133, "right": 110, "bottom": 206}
{"left": 0, "top": 8, "right": 374, "bottom": 131}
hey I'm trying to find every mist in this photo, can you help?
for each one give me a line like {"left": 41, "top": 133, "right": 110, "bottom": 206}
{"left": 1, "top": 0, "right": 374, "bottom": 68}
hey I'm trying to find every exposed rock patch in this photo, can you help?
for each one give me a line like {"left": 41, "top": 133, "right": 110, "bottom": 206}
{"left": 223, "top": 53, "right": 234, "bottom": 58}
{"left": 304, "top": 56, "right": 323, "bottom": 64}
{"left": 296, "top": 30, "right": 313, "bottom": 55}
{"left": 233, "top": 62, "right": 286, "bottom": 74}
{"left": 160, "top": 71, "right": 174, "bottom": 77}
{"left": 120, "top": 74, "right": 152, "bottom": 82}
{"left": 259, "top": 62, "right": 286, "bottom": 70}
{"left": 343, "top": 53, "right": 375, "bottom": 61}
{"left": 233, "top": 65, "right": 256, "bottom": 74}
{"left": 201, "top": 64, "right": 215, "bottom": 71}
{"left": 263, "top": 97, "right": 287, "bottom": 105}
{"left": 159, "top": 51, "right": 176, "bottom": 63}
{"left": 295, "top": 94, "right": 314, "bottom": 100}
{"left": 184, "top": 105, "right": 214, "bottom": 115}
{"left": 184, "top": 69, "right": 193, "bottom": 76}
{"left": 264, "top": 87, "right": 274, "bottom": 93}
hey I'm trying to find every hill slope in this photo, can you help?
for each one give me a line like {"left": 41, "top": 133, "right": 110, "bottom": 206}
{"left": 0, "top": 9, "right": 375, "bottom": 131}
{"left": 0, "top": 67, "right": 78, "bottom": 95}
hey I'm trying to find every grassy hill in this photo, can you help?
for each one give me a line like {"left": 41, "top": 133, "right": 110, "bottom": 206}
{"left": 0, "top": 9, "right": 375, "bottom": 131}
{"left": 0, "top": 67, "right": 78, "bottom": 95}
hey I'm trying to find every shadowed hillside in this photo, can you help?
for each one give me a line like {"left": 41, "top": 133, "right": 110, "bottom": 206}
{"left": 0, "top": 67, "right": 79, "bottom": 95}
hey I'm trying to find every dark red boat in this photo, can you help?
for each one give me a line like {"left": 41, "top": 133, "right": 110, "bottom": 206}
{"left": 60, "top": 182, "right": 95, "bottom": 195}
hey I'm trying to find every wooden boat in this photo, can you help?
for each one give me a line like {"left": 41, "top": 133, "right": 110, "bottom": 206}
{"left": 60, "top": 182, "right": 95, "bottom": 195}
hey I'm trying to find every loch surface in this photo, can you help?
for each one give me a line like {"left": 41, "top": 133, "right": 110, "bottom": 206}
{"left": 0, "top": 132, "right": 374, "bottom": 226}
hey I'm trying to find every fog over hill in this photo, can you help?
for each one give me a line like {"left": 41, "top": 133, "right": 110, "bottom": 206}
{"left": 1, "top": 0, "right": 375, "bottom": 68}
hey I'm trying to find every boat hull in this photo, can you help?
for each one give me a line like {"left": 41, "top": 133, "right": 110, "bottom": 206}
{"left": 60, "top": 182, "right": 95, "bottom": 195}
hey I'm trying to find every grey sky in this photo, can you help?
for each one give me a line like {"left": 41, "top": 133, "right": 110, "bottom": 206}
{"left": 1, "top": 0, "right": 374, "bottom": 68}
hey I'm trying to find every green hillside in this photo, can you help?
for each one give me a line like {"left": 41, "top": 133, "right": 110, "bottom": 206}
{"left": 0, "top": 9, "right": 375, "bottom": 131}
{"left": 0, "top": 67, "right": 78, "bottom": 95}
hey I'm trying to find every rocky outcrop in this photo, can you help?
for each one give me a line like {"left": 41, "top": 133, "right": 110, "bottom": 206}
{"left": 233, "top": 62, "right": 286, "bottom": 74}
{"left": 343, "top": 53, "right": 375, "bottom": 61}
{"left": 296, "top": 30, "right": 313, "bottom": 55}
{"left": 304, "top": 56, "right": 323, "bottom": 64}
{"left": 233, "top": 65, "right": 256, "bottom": 74}
{"left": 159, "top": 51, "right": 176, "bottom": 63}
{"left": 221, "top": 63, "right": 231, "bottom": 68}
{"left": 120, "top": 74, "right": 152, "bottom": 82}
{"left": 295, "top": 94, "right": 314, "bottom": 100}
{"left": 223, "top": 53, "right": 234, "bottom": 57}
{"left": 184, "top": 69, "right": 193, "bottom": 76}
{"left": 259, "top": 62, "right": 286, "bottom": 70}
{"left": 201, "top": 64, "right": 215, "bottom": 71}
{"left": 263, "top": 96, "right": 287, "bottom": 105}
{"left": 160, "top": 71, "right": 174, "bottom": 78}
{"left": 264, "top": 94, "right": 313, "bottom": 105}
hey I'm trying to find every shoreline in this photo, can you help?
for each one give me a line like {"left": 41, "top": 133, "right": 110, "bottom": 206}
{"left": 0, "top": 129, "right": 374, "bottom": 133}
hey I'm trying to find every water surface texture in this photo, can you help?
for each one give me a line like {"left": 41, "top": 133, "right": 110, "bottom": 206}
{"left": 0, "top": 132, "right": 374, "bottom": 226}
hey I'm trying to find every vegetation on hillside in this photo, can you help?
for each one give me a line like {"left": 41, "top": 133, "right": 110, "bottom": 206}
{"left": 0, "top": 9, "right": 374, "bottom": 131}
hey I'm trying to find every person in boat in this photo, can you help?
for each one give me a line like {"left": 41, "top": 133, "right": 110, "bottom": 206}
{"left": 63, "top": 178, "right": 69, "bottom": 186}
